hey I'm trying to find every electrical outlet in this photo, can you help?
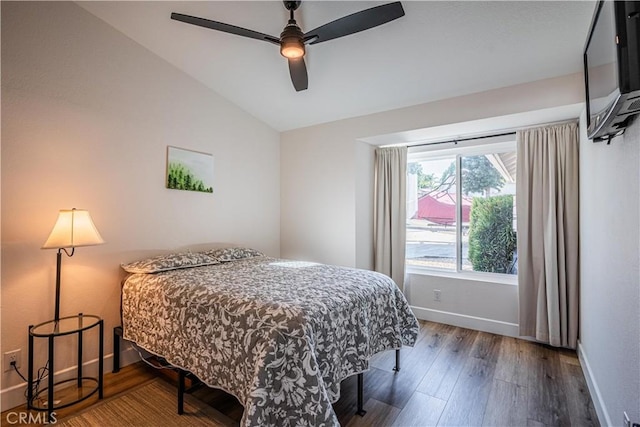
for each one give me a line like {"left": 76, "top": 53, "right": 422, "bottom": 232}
{"left": 4, "top": 349, "right": 22, "bottom": 372}
{"left": 624, "top": 412, "right": 631, "bottom": 427}
{"left": 434, "top": 289, "right": 442, "bottom": 302}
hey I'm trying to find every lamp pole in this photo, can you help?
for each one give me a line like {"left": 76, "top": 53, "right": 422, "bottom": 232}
{"left": 54, "top": 249, "right": 62, "bottom": 322}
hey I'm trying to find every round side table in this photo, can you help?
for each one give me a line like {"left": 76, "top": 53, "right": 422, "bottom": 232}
{"left": 27, "top": 313, "right": 104, "bottom": 422}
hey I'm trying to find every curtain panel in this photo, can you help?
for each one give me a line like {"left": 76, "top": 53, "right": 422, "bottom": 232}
{"left": 374, "top": 146, "right": 407, "bottom": 291}
{"left": 516, "top": 122, "right": 580, "bottom": 348}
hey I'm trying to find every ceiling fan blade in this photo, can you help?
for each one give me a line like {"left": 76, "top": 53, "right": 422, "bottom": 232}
{"left": 288, "top": 58, "right": 308, "bottom": 92}
{"left": 171, "top": 13, "right": 280, "bottom": 45}
{"left": 304, "top": 2, "right": 404, "bottom": 45}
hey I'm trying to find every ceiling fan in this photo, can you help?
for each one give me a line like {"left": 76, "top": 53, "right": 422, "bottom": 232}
{"left": 171, "top": 1, "right": 405, "bottom": 92}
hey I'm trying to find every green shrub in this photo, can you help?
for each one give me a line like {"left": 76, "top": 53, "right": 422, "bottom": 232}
{"left": 467, "top": 195, "right": 516, "bottom": 274}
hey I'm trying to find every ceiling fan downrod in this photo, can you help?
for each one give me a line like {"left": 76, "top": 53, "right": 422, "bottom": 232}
{"left": 280, "top": 1, "right": 305, "bottom": 59}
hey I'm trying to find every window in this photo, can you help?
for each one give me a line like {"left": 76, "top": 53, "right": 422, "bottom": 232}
{"left": 406, "top": 139, "right": 517, "bottom": 276}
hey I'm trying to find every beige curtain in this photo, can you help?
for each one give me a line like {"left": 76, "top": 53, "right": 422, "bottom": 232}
{"left": 374, "top": 146, "right": 407, "bottom": 291}
{"left": 517, "top": 122, "right": 579, "bottom": 348}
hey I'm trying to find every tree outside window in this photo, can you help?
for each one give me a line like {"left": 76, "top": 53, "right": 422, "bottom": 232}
{"left": 406, "top": 149, "right": 517, "bottom": 275}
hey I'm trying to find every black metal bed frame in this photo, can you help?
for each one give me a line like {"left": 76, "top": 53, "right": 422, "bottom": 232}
{"left": 113, "top": 326, "right": 401, "bottom": 418}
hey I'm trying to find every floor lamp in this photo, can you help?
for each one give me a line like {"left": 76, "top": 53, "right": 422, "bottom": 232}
{"left": 42, "top": 208, "right": 104, "bottom": 322}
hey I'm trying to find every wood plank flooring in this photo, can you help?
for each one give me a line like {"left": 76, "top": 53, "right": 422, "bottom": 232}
{"left": 2, "top": 320, "right": 599, "bottom": 426}
{"left": 1, "top": 362, "right": 158, "bottom": 427}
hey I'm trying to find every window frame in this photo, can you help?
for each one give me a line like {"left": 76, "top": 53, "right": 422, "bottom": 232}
{"left": 406, "top": 137, "right": 518, "bottom": 284}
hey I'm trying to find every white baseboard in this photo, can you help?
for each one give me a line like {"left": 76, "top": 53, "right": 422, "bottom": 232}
{"left": 0, "top": 346, "right": 140, "bottom": 412}
{"left": 410, "top": 305, "right": 520, "bottom": 337}
{"left": 577, "top": 341, "right": 610, "bottom": 427}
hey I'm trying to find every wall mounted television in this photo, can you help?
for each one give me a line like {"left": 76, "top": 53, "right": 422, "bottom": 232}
{"left": 584, "top": 0, "right": 640, "bottom": 142}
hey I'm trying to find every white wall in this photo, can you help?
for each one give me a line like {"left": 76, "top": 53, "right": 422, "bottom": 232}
{"left": 579, "top": 113, "right": 640, "bottom": 425}
{"left": 1, "top": 1, "right": 280, "bottom": 410}
{"left": 280, "top": 127, "right": 357, "bottom": 266}
{"left": 355, "top": 141, "right": 375, "bottom": 270}
{"left": 406, "top": 273, "right": 519, "bottom": 335}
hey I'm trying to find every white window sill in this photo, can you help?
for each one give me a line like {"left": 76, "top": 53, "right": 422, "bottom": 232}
{"left": 406, "top": 265, "right": 518, "bottom": 286}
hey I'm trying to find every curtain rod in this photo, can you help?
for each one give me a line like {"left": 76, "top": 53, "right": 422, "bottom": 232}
{"left": 407, "top": 131, "right": 516, "bottom": 149}
{"left": 398, "top": 118, "right": 578, "bottom": 149}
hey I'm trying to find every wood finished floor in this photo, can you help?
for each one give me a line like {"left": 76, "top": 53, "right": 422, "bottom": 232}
{"left": 2, "top": 320, "right": 599, "bottom": 426}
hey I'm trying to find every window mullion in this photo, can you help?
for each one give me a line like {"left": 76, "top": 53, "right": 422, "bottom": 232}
{"left": 455, "top": 155, "right": 462, "bottom": 273}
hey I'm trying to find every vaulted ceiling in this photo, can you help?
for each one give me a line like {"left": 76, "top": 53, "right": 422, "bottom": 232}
{"left": 79, "top": 1, "right": 596, "bottom": 131}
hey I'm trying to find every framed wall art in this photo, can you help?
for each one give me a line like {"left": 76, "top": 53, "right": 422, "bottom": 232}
{"left": 166, "top": 146, "right": 214, "bottom": 193}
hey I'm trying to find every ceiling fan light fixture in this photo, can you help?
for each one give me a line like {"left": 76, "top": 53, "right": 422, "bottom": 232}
{"left": 280, "top": 39, "right": 305, "bottom": 58}
{"left": 280, "top": 21, "right": 305, "bottom": 59}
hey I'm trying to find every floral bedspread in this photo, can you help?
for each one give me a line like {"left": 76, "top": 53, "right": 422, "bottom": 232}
{"left": 122, "top": 257, "right": 419, "bottom": 427}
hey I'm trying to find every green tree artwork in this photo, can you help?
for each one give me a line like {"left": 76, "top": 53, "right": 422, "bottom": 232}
{"left": 166, "top": 147, "right": 214, "bottom": 193}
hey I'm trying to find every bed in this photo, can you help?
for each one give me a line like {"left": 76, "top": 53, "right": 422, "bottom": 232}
{"left": 119, "top": 248, "right": 419, "bottom": 427}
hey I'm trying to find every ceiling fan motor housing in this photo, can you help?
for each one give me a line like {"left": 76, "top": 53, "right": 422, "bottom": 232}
{"left": 283, "top": 1, "right": 302, "bottom": 12}
{"left": 280, "top": 20, "right": 305, "bottom": 58}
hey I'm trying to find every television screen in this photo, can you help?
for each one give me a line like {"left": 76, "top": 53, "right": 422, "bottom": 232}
{"left": 586, "top": 1, "right": 620, "bottom": 130}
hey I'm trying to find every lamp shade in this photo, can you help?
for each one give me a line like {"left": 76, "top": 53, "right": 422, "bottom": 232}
{"left": 42, "top": 208, "right": 104, "bottom": 249}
